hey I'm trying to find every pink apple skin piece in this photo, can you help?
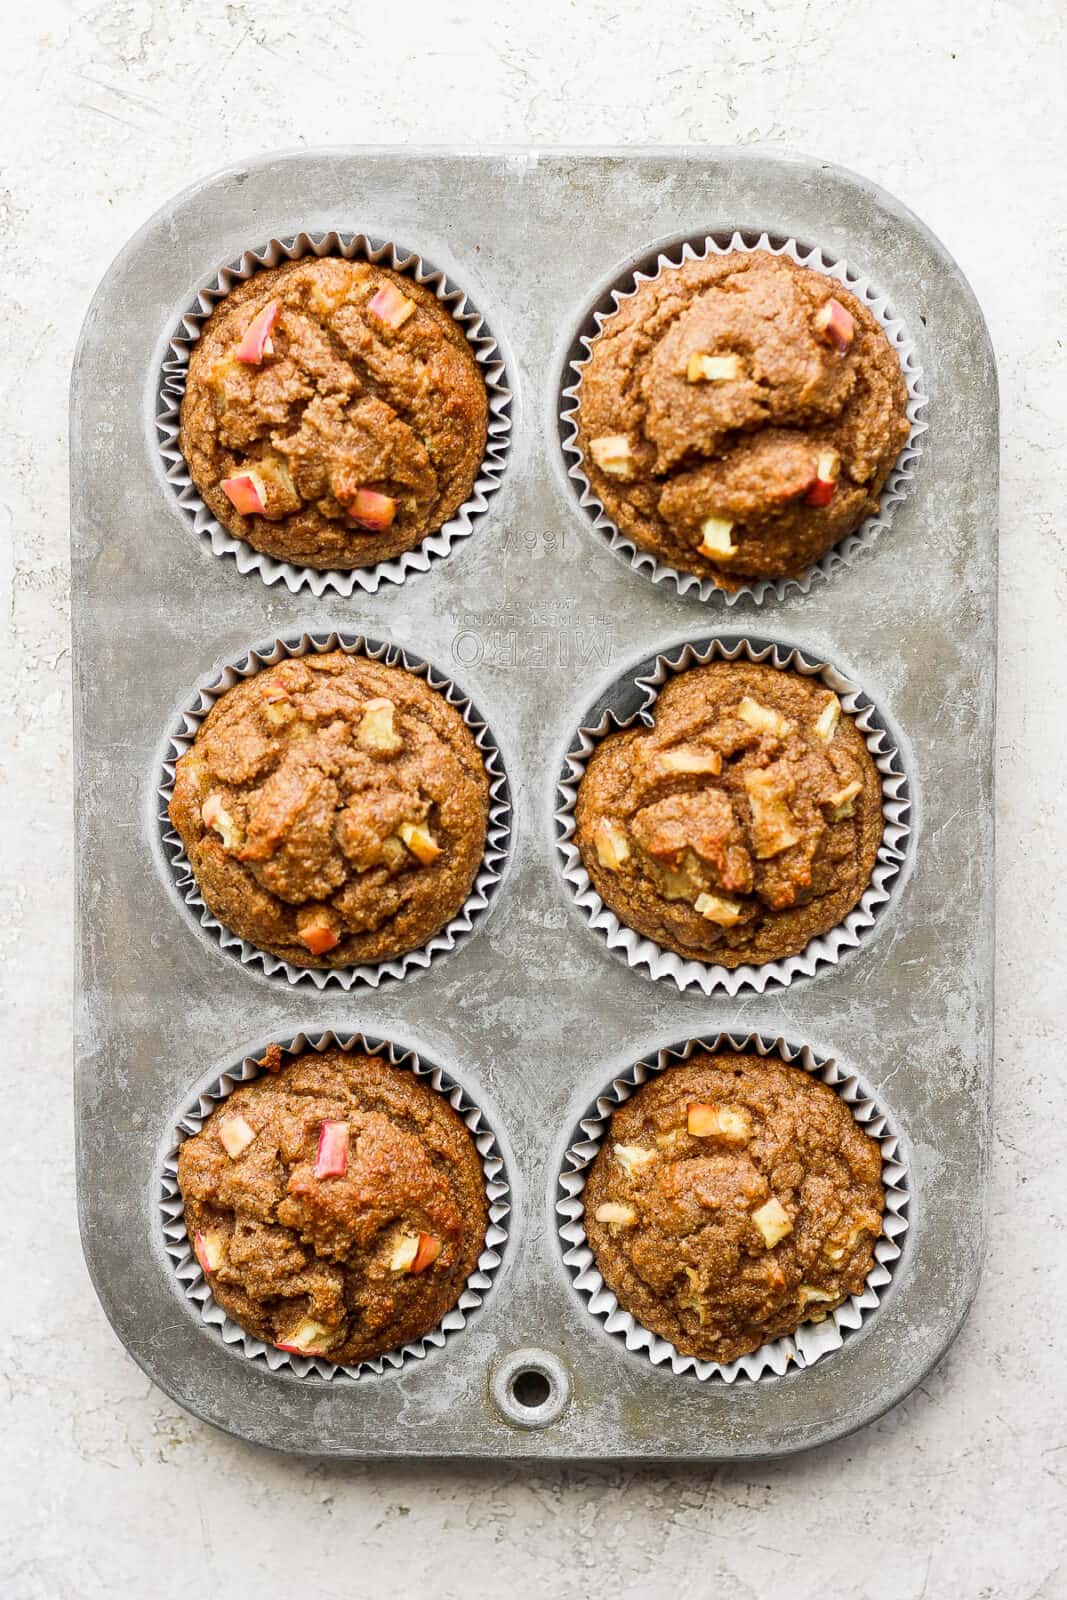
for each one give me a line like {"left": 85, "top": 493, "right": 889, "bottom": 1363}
{"left": 411, "top": 1233, "right": 442, "bottom": 1273}
{"left": 314, "top": 1119, "right": 350, "bottom": 1179}
{"left": 218, "top": 1113, "right": 257, "bottom": 1159}
{"left": 274, "top": 1317, "right": 336, "bottom": 1357}
{"left": 804, "top": 449, "right": 842, "bottom": 508}
{"left": 813, "top": 297, "right": 855, "bottom": 353}
{"left": 368, "top": 282, "right": 416, "bottom": 330}
{"left": 234, "top": 299, "right": 281, "bottom": 363}
{"left": 347, "top": 488, "right": 397, "bottom": 532}
{"left": 194, "top": 1230, "right": 225, "bottom": 1275}
{"left": 220, "top": 471, "right": 267, "bottom": 517}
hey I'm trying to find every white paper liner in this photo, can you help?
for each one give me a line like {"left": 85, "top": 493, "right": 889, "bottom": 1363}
{"left": 557, "top": 1030, "right": 909, "bottom": 1383}
{"left": 555, "top": 636, "right": 911, "bottom": 996}
{"left": 160, "top": 1031, "right": 510, "bottom": 1380}
{"left": 157, "top": 231, "right": 512, "bottom": 596}
{"left": 559, "top": 229, "right": 927, "bottom": 605}
{"left": 158, "top": 632, "right": 511, "bottom": 989}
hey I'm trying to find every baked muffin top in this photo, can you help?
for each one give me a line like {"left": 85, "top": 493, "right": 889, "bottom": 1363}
{"left": 583, "top": 1053, "right": 884, "bottom": 1364}
{"left": 574, "top": 249, "right": 910, "bottom": 586}
{"left": 178, "top": 256, "right": 489, "bottom": 570}
{"left": 178, "top": 1048, "right": 489, "bottom": 1365}
{"left": 169, "top": 651, "right": 491, "bottom": 968}
{"left": 574, "top": 660, "right": 883, "bottom": 968}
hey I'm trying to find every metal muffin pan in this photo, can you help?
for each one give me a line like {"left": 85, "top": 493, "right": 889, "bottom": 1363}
{"left": 71, "top": 147, "right": 997, "bottom": 1460}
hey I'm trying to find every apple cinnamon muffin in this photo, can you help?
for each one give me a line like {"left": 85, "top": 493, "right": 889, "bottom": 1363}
{"left": 583, "top": 1053, "right": 885, "bottom": 1364}
{"left": 178, "top": 256, "right": 489, "bottom": 570}
{"left": 179, "top": 1048, "right": 488, "bottom": 1364}
{"left": 574, "top": 249, "right": 910, "bottom": 586}
{"left": 574, "top": 659, "right": 882, "bottom": 969}
{"left": 169, "top": 650, "right": 490, "bottom": 968}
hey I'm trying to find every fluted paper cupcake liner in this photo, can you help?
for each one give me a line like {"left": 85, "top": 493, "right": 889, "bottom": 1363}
{"left": 157, "top": 231, "right": 512, "bottom": 596}
{"left": 160, "top": 1030, "right": 511, "bottom": 1380}
{"left": 555, "top": 635, "right": 911, "bottom": 995}
{"left": 158, "top": 632, "right": 512, "bottom": 989}
{"left": 557, "top": 1030, "right": 909, "bottom": 1383}
{"left": 559, "top": 230, "right": 927, "bottom": 606}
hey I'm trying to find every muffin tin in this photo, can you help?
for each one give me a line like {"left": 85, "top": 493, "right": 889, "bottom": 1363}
{"left": 71, "top": 148, "right": 996, "bottom": 1459}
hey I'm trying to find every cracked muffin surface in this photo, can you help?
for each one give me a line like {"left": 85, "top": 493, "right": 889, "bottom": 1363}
{"left": 583, "top": 1053, "right": 884, "bottom": 1364}
{"left": 169, "top": 651, "right": 491, "bottom": 968}
{"left": 574, "top": 249, "right": 910, "bottom": 586}
{"left": 178, "top": 1048, "right": 489, "bottom": 1364}
{"left": 574, "top": 660, "right": 883, "bottom": 968}
{"left": 178, "top": 256, "right": 489, "bottom": 570}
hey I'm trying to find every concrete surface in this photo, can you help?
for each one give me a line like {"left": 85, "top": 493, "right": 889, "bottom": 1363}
{"left": 2, "top": 1, "right": 1064, "bottom": 1596}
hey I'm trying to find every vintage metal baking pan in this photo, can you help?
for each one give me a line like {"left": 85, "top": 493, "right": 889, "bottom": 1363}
{"left": 71, "top": 147, "right": 996, "bottom": 1458}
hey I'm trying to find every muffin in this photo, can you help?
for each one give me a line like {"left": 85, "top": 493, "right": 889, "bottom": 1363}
{"left": 574, "top": 249, "right": 910, "bottom": 586}
{"left": 583, "top": 1053, "right": 885, "bottom": 1364}
{"left": 178, "top": 256, "right": 489, "bottom": 570}
{"left": 178, "top": 1048, "right": 489, "bottom": 1364}
{"left": 574, "top": 659, "right": 882, "bottom": 969}
{"left": 169, "top": 650, "right": 490, "bottom": 968}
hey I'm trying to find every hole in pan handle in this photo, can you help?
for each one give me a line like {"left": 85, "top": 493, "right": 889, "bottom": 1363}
{"left": 491, "top": 1348, "right": 572, "bottom": 1430}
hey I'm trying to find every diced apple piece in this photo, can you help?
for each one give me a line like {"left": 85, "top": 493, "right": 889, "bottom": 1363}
{"left": 658, "top": 745, "right": 722, "bottom": 776}
{"left": 804, "top": 449, "right": 842, "bottom": 508}
{"left": 736, "top": 697, "right": 793, "bottom": 738}
{"left": 687, "top": 1102, "right": 752, "bottom": 1142}
{"left": 798, "top": 1284, "right": 836, "bottom": 1307}
{"left": 234, "top": 299, "right": 281, "bottom": 364}
{"left": 655, "top": 864, "right": 699, "bottom": 901}
{"left": 314, "top": 1119, "right": 350, "bottom": 1179}
{"left": 256, "top": 452, "right": 298, "bottom": 500}
{"left": 347, "top": 488, "right": 397, "bottom": 532}
{"left": 844, "top": 1218, "right": 878, "bottom": 1251}
{"left": 389, "top": 1234, "right": 420, "bottom": 1272}
{"left": 613, "top": 1144, "right": 656, "bottom": 1178}
{"left": 588, "top": 435, "right": 632, "bottom": 476}
{"left": 260, "top": 680, "right": 296, "bottom": 728}
{"left": 751, "top": 1196, "right": 793, "bottom": 1248}
{"left": 221, "top": 471, "right": 267, "bottom": 517}
{"left": 218, "top": 1113, "right": 257, "bottom": 1159}
{"left": 685, "top": 352, "right": 743, "bottom": 383}
{"left": 194, "top": 1230, "right": 225, "bottom": 1275}
{"left": 679, "top": 1266, "right": 711, "bottom": 1324}
{"left": 594, "top": 1202, "right": 637, "bottom": 1226}
{"left": 686, "top": 1102, "right": 720, "bottom": 1137}
{"left": 368, "top": 281, "right": 416, "bottom": 329}
{"left": 356, "top": 697, "right": 404, "bottom": 755}
{"left": 693, "top": 891, "right": 744, "bottom": 928}
{"left": 813, "top": 693, "right": 841, "bottom": 743}
{"left": 411, "top": 1233, "right": 442, "bottom": 1273}
{"left": 744, "top": 767, "right": 802, "bottom": 859}
{"left": 829, "top": 779, "right": 863, "bottom": 819}
{"left": 297, "top": 911, "right": 340, "bottom": 956}
{"left": 201, "top": 793, "right": 242, "bottom": 853}
{"left": 398, "top": 821, "right": 442, "bottom": 865}
{"left": 275, "top": 1317, "right": 338, "bottom": 1357}
{"left": 592, "top": 818, "right": 630, "bottom": 870}
{"left": 698, "top": 516, "right": 738, "bottom": 559}
{"left": 814, "top": 297, "right": 856, "bottom": 352}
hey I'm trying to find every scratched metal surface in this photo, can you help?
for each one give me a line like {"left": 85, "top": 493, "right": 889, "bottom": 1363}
{"left": 70, "top": 147, "right": 996, "bottom": 1460}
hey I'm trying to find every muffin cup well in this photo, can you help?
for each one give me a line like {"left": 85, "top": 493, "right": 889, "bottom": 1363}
{"left": 156, "top": 231, "right": 512, "bottom": 596}
{"left": 555, "top": 636, "right": 911, "bottom": 996}
{"left": 158, "top": 632, "right": 512, "bottom": 990}
{"left": 558, "top": 229, "right": 927, "bottom": 606}
{"left": 557, "top": 1030, "right": 909, "bottom": 1383}
{"left": 160, "top": 1030, "right": 511, "bottom": 1380}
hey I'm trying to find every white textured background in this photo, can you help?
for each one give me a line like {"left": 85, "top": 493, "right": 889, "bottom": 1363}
{"left": 3, "top": 3, "right": 1064, "bottom": 1596}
